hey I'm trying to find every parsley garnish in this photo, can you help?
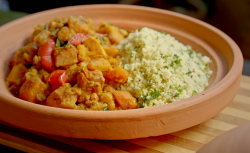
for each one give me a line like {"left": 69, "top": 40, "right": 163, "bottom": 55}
{"left": 175, "top": 85, "right": 183, "bottom": 97}
{"left": 103, "top": 107, "right": 109, "bottom": 111}
{"left": 141, "top": 91, "right": 161, "bottom": 102}
{"left": 192, "top": 90, "right": 198, "bottom": 96}
{"left": 188, "top": 50, "right": 193, "bottom": 57}
{"left": 99, "top": 37, "right": 104, "bottom": 45}
{"left": 56, "top": 38, "right": 68, "bottom": 47}
{"left": 161, "top": 31, "right": 167, "bottom": 35}
{"left": 171, "top": 54, "right": 182, "bottom": 67}
{"left": 161, "top": 55, "right": 168, "bottom": 59}
{"left": 138, "top": 103, "right": 144, "bottom": 108}
{"left": 175, "top": 93, "right": 180, "bottom": 97}
{"left": 56, "top": 38, "right": 61, "bottom": 47}
{"left": 148, "top": 91, "right": 161, "bottom": 101}
{"left": 186, "top": 70, "right": 192, "bottom": 75}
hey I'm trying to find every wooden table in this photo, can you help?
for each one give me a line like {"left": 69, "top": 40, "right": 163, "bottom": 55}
{"left": 0, "top": 75, "right": 249, "bottom": 153}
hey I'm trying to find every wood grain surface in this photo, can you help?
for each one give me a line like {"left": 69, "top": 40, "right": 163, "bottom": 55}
{"left": 0, "top": 75, "right": 249, "bottom": 153}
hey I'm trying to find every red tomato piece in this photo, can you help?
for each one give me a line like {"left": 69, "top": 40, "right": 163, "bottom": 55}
{"left": 38, "top": 39, "right": 55, "bottom": 56}
{"left": 48, "top": 70, "right": 67, "bottom": 90}
{"left": 41, "top": 56, "right": 55, "bottom": 72}
{"left": 68, "top": 33, "right": 89, "bottom": 46}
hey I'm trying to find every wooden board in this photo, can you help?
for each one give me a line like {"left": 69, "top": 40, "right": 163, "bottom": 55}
{"left": 0, "top": 75, "right": 250, "bottom": 153}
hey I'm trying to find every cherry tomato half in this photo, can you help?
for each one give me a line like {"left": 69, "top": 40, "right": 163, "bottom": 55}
{"left": 38, "top": 39, "right": 55, "bottom": 56}
{"left": 68, "top": 33, "right": 89, "bottom": 46}
{"left": 48, "top": 70, "right": 67, "bottom": 91}
{"left": 41, "top": 56, "right": 55, "bottom": 72}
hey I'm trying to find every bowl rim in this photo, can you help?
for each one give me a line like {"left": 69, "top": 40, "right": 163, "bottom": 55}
{"left": 0, "top": 4, "right": 243, "bottom": 121}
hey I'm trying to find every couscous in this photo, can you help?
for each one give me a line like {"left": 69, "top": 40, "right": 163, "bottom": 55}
{"left": 118, "top": 27, "right": 212, "bottom": 108}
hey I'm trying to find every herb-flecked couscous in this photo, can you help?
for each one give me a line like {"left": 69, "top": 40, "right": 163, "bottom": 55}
{"left": 117, "top": 27, "right": 213, "bottom": 108}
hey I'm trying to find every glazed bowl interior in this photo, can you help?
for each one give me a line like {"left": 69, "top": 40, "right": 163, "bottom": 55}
{"left": 0, "top": 4, "right": 243, "bottom": 139}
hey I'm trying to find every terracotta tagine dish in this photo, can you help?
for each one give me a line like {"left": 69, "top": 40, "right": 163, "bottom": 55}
{"left": 0, "top": 4, "right": 243, "bottom": 139}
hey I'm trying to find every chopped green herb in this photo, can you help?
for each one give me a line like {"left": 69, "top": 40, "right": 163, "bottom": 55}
{"left": 168, "top": 100, "right": 173, "bottom": 103}
{"left": 103, "top": 107, "right": 109, "bottom": 111}
{"left": 161, "top": 55, "right": 168, "bottom": 59}
{"left": 170, "top": 54, "right": 182, "bottom": 67}
{"left": 175, "top": 59, "right": 181, "bottom": 65}
{"left": 149, "top": 91, "right": 161, "bottom": 100}
{"left": 161, "top": 31, "right": 167, "bottom": 35}
{"left": 186, "top": 70, "right": 192, "bottom": 75}
{"left": 141, "top": 91, "right": 161, "bottom": 102}
{"left": 188, "top": 50, "right": 193, "bottom": 56}
{"left": 175, "top": 85, "right": 183, "bottom": 94}
{"left": 138, "top": 103, "right": 144, "bottom": 108}
{"left": 99, "top": 38, "right": 104, "bottom": 45}
{"left": 175, "top": 93, "right": 180, "bottom": 97}
{"left": 56, "top": 38, "right": 61, "bottom": 47}
{"left": 138, "top": 28, "right": 141, "bottom": 32}
{"left": 192, "top": 90, "right": 198, "bottom": 96}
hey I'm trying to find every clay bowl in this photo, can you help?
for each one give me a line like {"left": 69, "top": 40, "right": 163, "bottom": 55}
{"left": 0, "top": 4, "right": 243, "bottom": 140}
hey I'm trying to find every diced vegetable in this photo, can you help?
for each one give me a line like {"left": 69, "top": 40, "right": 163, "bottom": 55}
{"left": 83, "top": 68, "right": 105, "bottom": 88}
{"left": 23, "top": 52, "right": 33, "bottom": 63}
{"left": 78, "top": 92, "right": 91, "bottom": 103}
{"left": 46, "top": 83, "right": 77, "bottom": 109}
{"left": 103, "top": 46, "right": 119, "bottom": 57}
{"left": 11, "top": 46, "right": 29, "bottom": 67}
{"left": 87, "top": 58, "right": 111, "bottom": 71}
{"left": 99, "top": 22, "right": 124, "bottom": 44}
{"left": 41, "top": 56, "right": 55, "bottom": 71}
{"left": 113, "top": 91, "right": 138, "bottom": 109}
{"left": 104, "top": 67, "right": 129, "bottom": 84}
{"left": 39, "top": 68, "right": 50, "bottom": 83}
{"left": 68, "top": 16, "right": 93, "bottom": 34}
{"left": 107, "top": 57, "right": 120, "bottom": 68}
{"left": 33, "top": 30, "right": 53, "bottom": 47}
{"left": 7, "top": 64, "right": 27, "bottom": 86}
{"left": 90, "top": 93, "right": 99, "bottom": 101}
{"left": 77, "top": 69, "right": 104, "bottom": 93}
{"left": 98, "top": 92, "right": 115, "bottom": 110}
{"left": 48, "top": 70, "right": 67, "bottom": 90}
{"left": 37, "top": 39, "right": 55, "bottom": 56}
{"left": 77, "top": 72, "right": 88, "bottom": 90}
{"left": 103, "top": 85, "right": 116, "bottom": 93}
{"left": 57, "top": 26, "right": 76, "bottom": 42}
{"left": 65, "top": 64, "right": 78, "bottom": 84}
{"left": 83, "top": 37, "right": 107, "bottom": 58}
{"left": 54, "top": 45, "right": 78, "bottom": 67}
{"left": 77, "top": 44, "right": 89, "bottom": 62}
{"left": 68, "top": 33, "right": 89, "bottom": 46}
{"left": 19, "top": 77, "right": 47, "bottom": 103}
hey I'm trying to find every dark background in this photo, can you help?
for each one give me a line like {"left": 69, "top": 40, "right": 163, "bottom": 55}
{"left": 6, "top": 0, "right": 250, "bottom": 60}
